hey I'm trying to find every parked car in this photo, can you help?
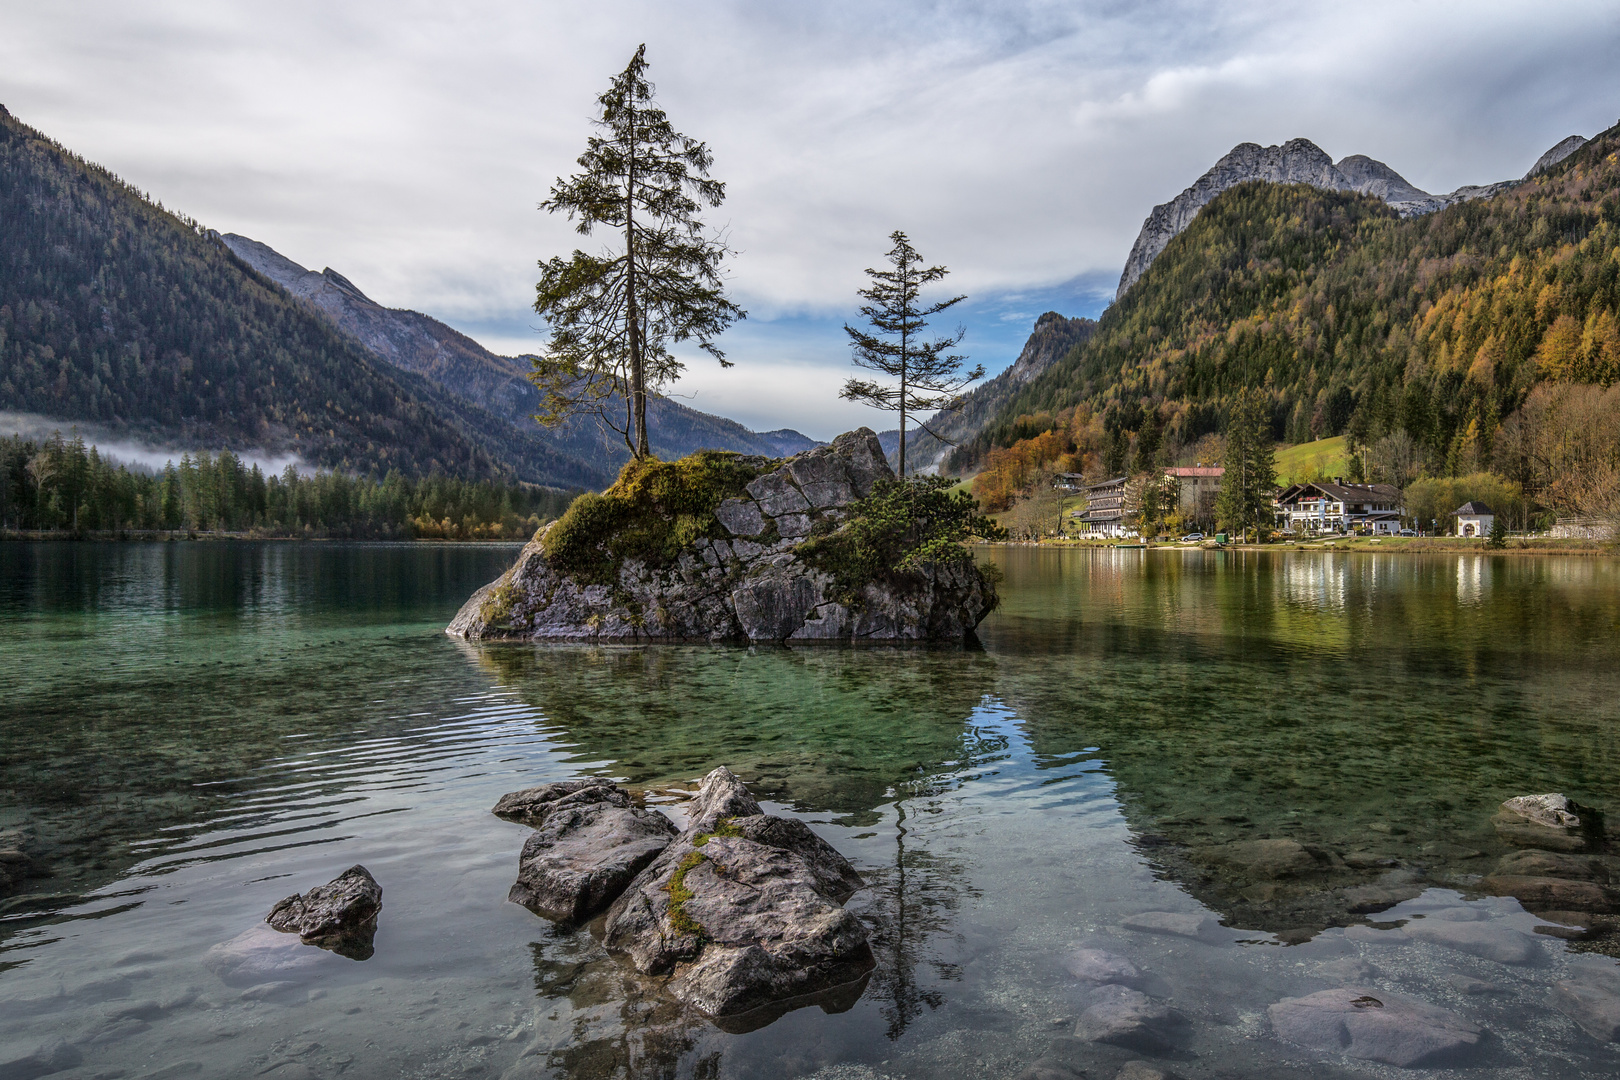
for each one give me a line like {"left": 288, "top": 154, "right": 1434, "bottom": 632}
{"left": 1398, "top": 529, "right": 1417, "bottom": 537}
{"left": 1181, "top": 532, "right": 1205, "bottom": 542}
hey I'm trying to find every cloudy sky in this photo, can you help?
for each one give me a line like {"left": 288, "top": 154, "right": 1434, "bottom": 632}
{"left": 4, "top": 1, "right": 1618, "bottom": 439}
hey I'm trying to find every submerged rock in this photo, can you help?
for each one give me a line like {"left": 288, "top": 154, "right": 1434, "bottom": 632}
{"left": 601, "top": 767, "right": 873, "bottom": 1018}
{"left": 266, "top": 865, "right": 381, "bottom": 959}
{"left": 1492, "top": 793, "right": 1592, "bottom": 851}
{"left": 1405, "top": 919, "right": 1541, "bottom": 964}
{"left": 1063, "top": 946, "right": 1145, "bottom": 988}
{"left": 1269, "top": 986, "right": 1483, "bottom": 1068}
{"left": 1074, "top": 984, "right": 1189, "bottom": 1053}
{"left": 446, "top": 429, "right": 997, "bottom": 644}
{"left": 1552, "top": 966, "right": 1620, "bottom": 1041}
{"left": 203, "top": 924, "right": 332, "bottom": 986}
{"left": 1120, "top": 911, "right": 1221, "bottom": 942}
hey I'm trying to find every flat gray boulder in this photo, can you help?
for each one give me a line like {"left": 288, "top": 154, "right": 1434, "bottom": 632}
{"left": 602, "top": 767, "right": 872, "bottom": 1019}
{"left": 204, "top": 924, "right": 332, "bottom": 986}
{"left": 1493, "top": 793, "right": 1591, "bottom": 851}
{"left": 1121, "top": 910, "right": 1221, "bottom": 942}
{"left": 266, "top": 865, "right": 381, "bottom": 957}
{"left": 1074, "top": 984, "right": 1189, "bottom": 1053}
{"left": 1405, "top": 919, "right": 1541, "bottom": 964}
{"left": 1269, "top": 987, "right": 1483, "bottom": 1068}
{"left": 1063, "top": 946, "right": 1144, "bottom": 988}
{"left": 1552, "top": 969, "right": 1620, "bottom": 1041}
{"left": 491, "top": 777, "right": 628, "bottom": 825}
{"left": 508, "top": 798, "right": 677, "bottom": 922}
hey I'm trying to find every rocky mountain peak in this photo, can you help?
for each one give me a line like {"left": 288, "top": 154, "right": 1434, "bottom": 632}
{"left": 1526, "top": 135, "right": 1587, "bottom": 178}
{"left": 1115, "top": 132, "right": 1586, "bottom": 302}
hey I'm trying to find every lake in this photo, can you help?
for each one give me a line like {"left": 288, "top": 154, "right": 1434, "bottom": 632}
{"left": 2, "top": 541, "right": 1619, "bottom": 1079}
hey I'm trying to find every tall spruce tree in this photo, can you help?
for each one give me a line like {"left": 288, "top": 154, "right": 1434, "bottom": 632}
{"left": 841, "top": 232, "right": 984, "bottom": 475}
{"left": 1216, "top": 388, "right": 1278, "bottom": 542}
{"left": 531, "top": 45, "right": 745, "bottom": 459}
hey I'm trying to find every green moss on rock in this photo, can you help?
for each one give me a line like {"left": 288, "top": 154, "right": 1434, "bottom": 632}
{"left": 542, "top": 452, "right": 772, "bottom": 586}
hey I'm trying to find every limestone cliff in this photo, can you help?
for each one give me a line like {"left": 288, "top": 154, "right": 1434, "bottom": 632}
{"left": 1116, "top": 133, "right": 1589, "bottom": 301}
{"left": 447, "top": 429, "right": 997, "bottom": 644}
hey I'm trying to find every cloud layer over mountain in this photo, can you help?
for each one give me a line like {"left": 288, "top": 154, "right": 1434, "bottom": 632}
{"left": 4, "top": 1, "right": 1618, "bottom": 438}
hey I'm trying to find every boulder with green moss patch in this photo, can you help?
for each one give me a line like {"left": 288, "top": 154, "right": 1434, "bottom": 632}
{"left": 446, "top": 428, "right": 997, "bottom": 643}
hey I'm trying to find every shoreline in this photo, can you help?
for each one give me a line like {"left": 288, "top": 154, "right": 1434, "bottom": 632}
{"left": 0, "top": 529, "right": 530, "bottom": 544}
{"left": 983, "top": 537, "right": 1617, "bottom": 557}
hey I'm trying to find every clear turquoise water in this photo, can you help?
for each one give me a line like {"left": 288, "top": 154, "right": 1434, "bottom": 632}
{"left": 2, "top": 541, "right": 1618, "bottom": 1078}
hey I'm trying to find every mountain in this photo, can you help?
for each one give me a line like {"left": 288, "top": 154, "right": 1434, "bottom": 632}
{"left": 0, "top": 104, "right": 816, "bottom": 489}
{"left": 0, "top": 104, "right": 508, "bottom": 480}
{"left": 888, "top": 312, "right": 1096, "bottom": 474}
{"left": 968, "top": 121, "right": 1620, "bottom": 471}
{"left": 1115, "top": 134, "right": 1589, "bottom": 300}
{"left": 220, "top": 235, "right": 820, "bottom": 486}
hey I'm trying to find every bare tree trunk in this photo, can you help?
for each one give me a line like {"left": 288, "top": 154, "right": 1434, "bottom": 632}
{"left": 625, "top": 97, "right": 648, "bottom": 459}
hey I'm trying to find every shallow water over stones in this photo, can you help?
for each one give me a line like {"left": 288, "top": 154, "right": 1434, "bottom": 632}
{"left": 2, "top": 541, "right": 1620, "bottom": 1078}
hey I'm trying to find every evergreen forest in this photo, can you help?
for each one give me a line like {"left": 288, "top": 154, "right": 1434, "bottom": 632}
{"left": 0, "top": 433, "right": 574, "bottom": 539}
{"left": 0, "top": 107, "right": 506, "bottom": 480}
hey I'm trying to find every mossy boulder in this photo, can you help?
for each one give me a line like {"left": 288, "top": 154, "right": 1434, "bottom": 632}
{"left": 446, "top": 428, "right": 998, "bottom": 644}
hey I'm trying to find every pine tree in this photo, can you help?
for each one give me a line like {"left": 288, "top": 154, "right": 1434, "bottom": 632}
{"left": 1216, "top": 389, "right": 1278, "bottom": 542}
{"left": 840, "top": 232, "right": 984, "bottom": 476}
{"left": 531, "top": 45, "right": 745, "bottom": 459}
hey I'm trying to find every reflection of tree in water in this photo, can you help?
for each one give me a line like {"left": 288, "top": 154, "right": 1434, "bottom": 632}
{"left": 525, "top": 926, "right": 711, "bottom": 1080}
{"left": 856, "top": 761, "right": 989, "bottom": 1042}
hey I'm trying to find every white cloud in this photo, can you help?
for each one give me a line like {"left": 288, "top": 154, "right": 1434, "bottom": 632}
{"left": 3, "top": 0, "right": 1617, "bottom": 438}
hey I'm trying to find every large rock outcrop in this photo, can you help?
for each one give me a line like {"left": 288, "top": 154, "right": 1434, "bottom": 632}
{"left": 447, "top": 429, "right": 997, "bottom": 644}
{"left": 1115, "top": 133, "right": 1588, "bottom": 300}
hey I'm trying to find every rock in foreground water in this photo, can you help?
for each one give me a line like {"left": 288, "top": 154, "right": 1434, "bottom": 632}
{"left": 266, "top": 865, "right": 381, "bottom": 959}
{"left": 1269, "top": 987, "right": 1483, "bottom": 1067}
{"left": 1492, "top": 793, "right": 1591, "bottom": 851}
{"left": 602, "top": 767, "right": 873, "bottom": 1019}
{"left": 1074, "top": 984, "right": 1189, "bottom": 1053}
{"left": 508, "top": 796, "right": 677, "bottom": 922}
{"left": 492, "top": 777, "right": 628, "bottom": 825}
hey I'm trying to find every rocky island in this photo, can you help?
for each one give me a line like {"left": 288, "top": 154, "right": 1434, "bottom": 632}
{"left": 447, "top": 428, "right": 999, "bottom": 643}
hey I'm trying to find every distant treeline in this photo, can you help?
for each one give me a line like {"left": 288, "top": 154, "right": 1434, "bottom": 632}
{"left": 0, "top": 433, "right": 577, "bottom": 539}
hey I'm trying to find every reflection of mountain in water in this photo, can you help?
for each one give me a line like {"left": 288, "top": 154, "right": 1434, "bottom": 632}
{"left": 985, "top": 548, "right": 1620, "bottom": 940}
{"left": 465, "top": 643, "right": 999, "bottom": 820}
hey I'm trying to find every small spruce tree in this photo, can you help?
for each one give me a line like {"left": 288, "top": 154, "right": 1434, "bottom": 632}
{"left": 840, "top": 232, "right": 985, "bottom": 476}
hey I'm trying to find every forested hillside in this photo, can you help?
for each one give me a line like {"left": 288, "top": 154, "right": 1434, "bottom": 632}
{"left": 962, "top": 121, "right": 1620, "bottom": 502}
{"left": 0, "top": 105, "right": 513, "bottom": 479}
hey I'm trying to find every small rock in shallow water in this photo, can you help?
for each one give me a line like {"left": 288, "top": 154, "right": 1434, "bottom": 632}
{"left": 1115, "top": 1063, "right": 1179, "bottom": 1080}
{"left": 266, "top": 865, "right": 381, "bottom": 957}
{"left": 508, "top": 793, "right": 676, "bottom": 922}
{"left": 0, "top": 1038, "right": 82, "bottom": 1080}
{"left": 1269, "top": 986, "right": 1482, "bottom": 1068}
{"left": 1013, "top": 1058, "right": 1084, "bottom": 1080}
{"left": 1445, "top": 975, "right": 1506, "bottom": 995}
{"left": 1342, "top": 883, "right": 1421, "bottom": 914}
{"left": 1551, "top": 977, "right": 1620, "bottom": 1041}
{"left": 1405, "top": 919, "right": 1541, "bottom": 965}
{"left": 1481, "top": 874, "right": 1620, "bottom": 914}
{"left": 1190, "top": 838, "right": 1323, "bottom": 879}
{"left": 491, "top": 778, "right": 627, "bottom": 825}
{"left": 1492, "top": 793, "right": 1590, "bottom": 851}
{"left": 1502, "top": 793, "right": 1582, "bottom": 829}
{"left": 203, "top": 926, "right": 328, "bottom": 987}
{"left": 1120, "top": 911, "right": 1219, "bottom": 941}
{"left": 1074, "top": 984, "right": 1189, "bottom": 1053}
{"left": 1063, "top": 946, "right": 1143, "bottom": 987}
{"left": 1493, "top": 849, "right": 1606, "bottom": 881}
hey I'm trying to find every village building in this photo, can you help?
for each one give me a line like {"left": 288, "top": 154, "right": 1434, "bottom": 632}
{"left": 1274, "top": 480, "right": 1405, "bottom": 535}
{"left": 1165, "top": 465, "right": 1223, "bottom": 516}
{"left": 1070, "top": 476, "right": 1131, "bottom": 538}
{"left": 1454, "top": 501, "right": 1495, "bottom": 538}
